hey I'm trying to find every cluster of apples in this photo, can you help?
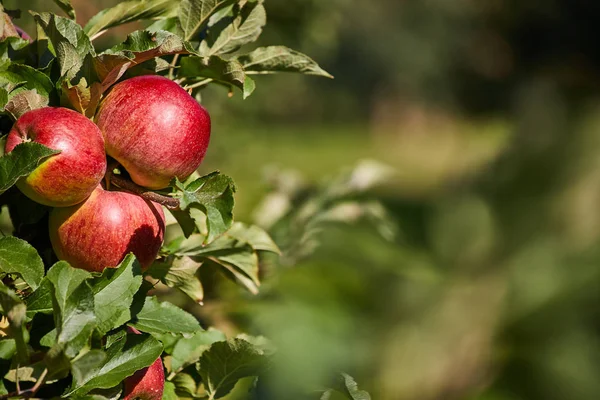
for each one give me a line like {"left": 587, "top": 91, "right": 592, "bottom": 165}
{"left": 5, "top": 75, "right": 211, "bottom": 273}
{"left": 5, "top": 75, "right": 210, "bottom": 399}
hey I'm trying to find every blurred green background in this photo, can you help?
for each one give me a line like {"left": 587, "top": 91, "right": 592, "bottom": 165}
{"left": 8, "top": 0, "right": 600, "bottom": 399}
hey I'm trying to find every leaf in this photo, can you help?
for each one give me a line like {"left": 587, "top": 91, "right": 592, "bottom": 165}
{"left": 146, "top": 17, "right": 184, "bottom": 37}
{"left": 322, "top": 373, "right": 372, "bottom": 400}
{"left": 0, "top": 286, "right": 28, "bottom": 363}
{"left": 84, "top": 0, "right": 178, "bottom": 38}
{"left": 178, "top": 0, "right": 236, "bottom": 41}
{"left": 91, "top": 254, "right": 143, "bottom": 336}
{"left": 61, "top": 77, "right": 102, "bottom": 118}
{"left": 227, "top": 222, "right": 280, "bottom": 254}
{"left": 0, "top": 37, "right": 30, "bottom": 70}
{"left": 147, "top": 257, "right": 204, "bottom": 302}
{"left": 0, "top": 236, "right": 44, "bottom": 291}
{"left": 130, "top": 296, "right": 202, "bottom": 335}
{"left": 162, "top": 381, "right": 178, "bottom": 400}
{"left": 0, "top": 142, "right": 59, "bottom": 195}
{"left": 172, "top": 373, "right": 197, "bottom": 398}
{"left": 94, "top": 30, "right": 196, "bottom": 90}
{"left": 172, "top": 172, "right": 236, "bottom": 244}
{"left": 169, "top": 328, "right": 225, "bottom": 373}
{"left": 25, "top": 279, "right": 53, "bottom": 318}
{"left": 197, "top": 339, "right": 269, "bottom": 399}
{"left": 39, "top": 328, "right": 56, "bottom": 348}
{"left": 52, "top": 0, "right": 76, "bottom": 19}
{"left": 5, "top": 89, "right": 49, "bottom": 119}
{"left": 339, "top": 373, "right": 371, "bottom": 400}
{"left": 199, "top": 1, "right": 266, "bottom": 57}
{"left": 32, "top": 12, "right": 95, "bottom": 80}
{"left": 167, "top": 223, "right": 279, "bottom": 294}
{"left": 238, "top": 46, "right": 333, "bottom": 78}
{"left": 46, "top": 261, "right": 96, "bottom": 359}
{"left": 178, "top": 56, "right": 255, "bottom": 98}
{"left": 66, "top": 332, "right": 163, "bottom": 397}
{"left": 0, "top": 11, "right": 19, "bottom": 40}
{"left": 0, "top": 63, "right": 54, "bottom": 98}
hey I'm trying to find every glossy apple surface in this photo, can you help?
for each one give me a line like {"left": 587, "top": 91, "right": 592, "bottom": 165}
{"left": 5, "top": 107, "right": 106, "bottom": 207}
{"left": 95, "top": 75, "right": 211, "bottom": 189}
{"left": 123, "top": 327, "right": 165, "bottom": 400}
{"left": 48, "top": 186, "right": 165, "bottom": 272}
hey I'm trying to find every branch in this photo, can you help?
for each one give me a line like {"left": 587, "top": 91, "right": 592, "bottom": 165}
{"left": 110, "top": 175, "right": 180, "bottom": 210}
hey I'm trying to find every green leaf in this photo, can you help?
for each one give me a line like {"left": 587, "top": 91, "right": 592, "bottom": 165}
{"left": 172, "top": 171, "right": 236, "bottom": 243}
{"left": 66, "top": 332, "right": 163, "bottom": 397}
{"left": 147, "top": 257, "right": 204, "bottom": 302}
{"left": 322, "top": 373, "right": 372, "bottom": 400}
{"left": 52, "top": 0, "right": 76, "bottom": 19}
{"left": 84, "top": 0, "right": 178, "bottom": 38}
{"left": 238, "top": 46, "right": 333, "bottom": 78}
{"left": 0, "top": 286, "right": 28, "bottom": 363}
{"left": 131, "top": 296, "right": 202, "bottom": 335}
{"left": 169, "top": 328, "right": 225, "bottom": 373}
{"left": 162, "top": 381, "right": 178, "bottom": 400}
{"left": 227, "top": 222, "right": 280, "bottom": 254}
{"left": 0, "top": 236, "right": 44, "bottom": 291}
{"left": 178, "top": 56, "right": 255, "bottom": 98}
{"left": 32, "top": 12, "right": 95, "bottom": 80}
{"left": 0, "top": 63, "right": 54, "bottom": 97}
{"left": 0, "top": 141, "right": 59, "bottom": 194}
{"left": 172, "top": 373, "right": 197, "bottom": 398}
{"left": 46, "top": 261, "right": 96, "bottom": 359}
{"left": 339, "top": 373, "right": 371, "bottom": 400}
{"left": 39, "top": 328, "right": 56, "bottom": 348}
{"left": 0, "top": 339, "right": 16, "bottom": 360}
{"left": 197, "top": 339, "right": 269, "bottom": 399}
{"left": 91, "top": 254, "right": 143, "bottom": 336}
{"left": 94, "top": 30, "right": 196, "bottom": 90}
{"left": 25, "top": 279, "right": 53, "bottom": 318}
{"left": 146, "top": 17, "right": 184, "bottom": 37}
{"left": 178, "top": 0, "right": 236, "bottom": 41}
{"left": 0, "top": 37, "right": 30, "bottom": 70}
{"left": 199, "top": 1, "right": 266, "bottom": 57}
{"left": 166, "top": 222, "right": 280, "bottom": 294}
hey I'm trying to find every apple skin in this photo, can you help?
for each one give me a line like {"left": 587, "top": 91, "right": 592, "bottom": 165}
{"left": 48, "top": 185, "right": 165, "bottom": 272}
{"left": 95, "top": 75, "right": 211, "bottom": 190}
{"left": 5, "top": 107, "right": 107, "bottom": 207}
{"left": 124, "top": 327, "right": 165, "bottom": 400}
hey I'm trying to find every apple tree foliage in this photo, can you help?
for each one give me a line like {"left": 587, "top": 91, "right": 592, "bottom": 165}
{"left": 0, "top": 0, "right": 371, "bottom": 398}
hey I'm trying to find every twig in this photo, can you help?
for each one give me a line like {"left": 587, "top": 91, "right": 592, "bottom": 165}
{"left": 90, "top": 30, "right": 107, "bottom": 41}
{"left": 27, "top": 368, "right": 47, "bottom": 398}
{"left": 0, "top": 368, "right": 47, "bottom": 399}
{"left": 110, "top": 175, "right": 180, "bottom": 210}
{"left": 184, "top": 78, "right": 213, "bottom": 91}
{"left": 169, "top": 54, "right": 180, "bottom": 80}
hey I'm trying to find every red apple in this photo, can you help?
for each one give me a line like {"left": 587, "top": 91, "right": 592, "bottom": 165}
{"left": 95, "top": 75, "right": 211, "bottom": 190}
{"left": 5, "top": 107, "right": 106, "bottom": 207}
{"left": 124, "top": 327, "right": 165, "bottom": 400}
{"left": 48, "top": 185, "right": 165, "bottom": 272}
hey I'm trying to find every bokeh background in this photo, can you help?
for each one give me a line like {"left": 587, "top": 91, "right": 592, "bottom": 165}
{"left": 8, "top": 0, "right": 600, "bottom": 399}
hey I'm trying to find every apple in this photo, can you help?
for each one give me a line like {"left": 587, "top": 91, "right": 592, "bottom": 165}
{"left": 95, "top": 75, "right": 211, "bottom": 190}
{"left": 5, "top": 107, "right": 106, "bottom": 207}
{"left": 124, "top": 327, "right": 164, "bottom": 400}
{"left": 48, "top": 185, "right": 165, "bottom": 272}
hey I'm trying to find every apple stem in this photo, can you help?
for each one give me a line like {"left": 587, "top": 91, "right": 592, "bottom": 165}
{"left": 110, "top": 175, "right": 181, "bottom": 210}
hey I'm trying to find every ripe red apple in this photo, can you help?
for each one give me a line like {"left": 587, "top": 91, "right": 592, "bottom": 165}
{"left": 124, "top": 327, "right": 164, "bottom": 400}
{"left": 48, "top": 185, "right": 165, "bottom": 272}
{"left": 5, "top": 107, "right": 106, "bottom": 207}
{"left": 95, "top": 75, "right": 211, "bottom": 190}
